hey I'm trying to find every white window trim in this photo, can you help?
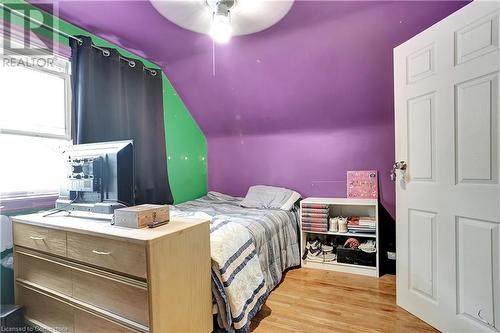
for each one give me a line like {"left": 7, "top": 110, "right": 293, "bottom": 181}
{"left": 0, "top": 34, "right": 72, "bottom": 200}
{"left": 1, "top": 40, "right": 72, "bottom": 140}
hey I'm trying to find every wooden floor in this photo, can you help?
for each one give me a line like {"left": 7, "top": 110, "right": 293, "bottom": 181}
{"left": 249, "top": 268, "right": 438, "bottom": 333}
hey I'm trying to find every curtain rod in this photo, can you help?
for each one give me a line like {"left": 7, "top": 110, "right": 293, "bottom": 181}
{"left": 0, "top": 3, "right": 158, "bottom": 76}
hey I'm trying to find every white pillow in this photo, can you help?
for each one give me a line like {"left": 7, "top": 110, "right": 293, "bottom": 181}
{"left": 280, "top": 190, "right": 301, "bottom": 210}
{"left": 240, "top": 185, "right": 301, "bottom": 211}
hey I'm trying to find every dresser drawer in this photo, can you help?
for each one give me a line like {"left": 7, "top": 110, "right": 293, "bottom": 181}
{"left": 75, "top": 310, "right": 136, "bottom": 333}
{"left": 73, "top": 269, "right": 149, "bottom": 326}
{"left": 16, "top": 250, "right": 72, "bottom": 295}
{"left": 18, "top": 285, "right": 74, "bottom": 332}
{"left": 67, "top": 232, "right": 147, "bottom": 279}
{"left": 18, "top": 285, "right": 137, "bottom": 333}
{"left": 16, "top": 249, "right": 149, "bottom": 326}
{"left": 13, "top": 223, "right": 66, "bottom": 257}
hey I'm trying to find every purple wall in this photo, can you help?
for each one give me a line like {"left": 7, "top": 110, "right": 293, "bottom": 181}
{"left": 29, "top": 1, "right": 469, "bottom": 217}
{"left": 203, "top": 1, "right": 468, "bottom": 218}
{"left": 209, "top": 125, "right": 395, "bottom": 212}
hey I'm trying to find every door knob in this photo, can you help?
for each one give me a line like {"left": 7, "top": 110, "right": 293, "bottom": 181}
{"left": 391, "top": 161, "right": 407, "bottom": 181}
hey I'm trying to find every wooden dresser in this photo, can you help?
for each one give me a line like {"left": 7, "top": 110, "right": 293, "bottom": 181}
{"left": 11, "top": 213, "right": 212, "bottom": 333}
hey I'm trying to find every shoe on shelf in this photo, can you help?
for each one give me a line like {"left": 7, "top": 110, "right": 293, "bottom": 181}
{"left": 322, "top": 252, "right": 336, "bottom": 262}
{"left": 303, "top": 239, "right": 322, "bottom": 260}
{"left": 304, "top": 239, "right": 339, "bottom": 263}
{"left": 321, "top": 244, "right": 334, "bottom": 252}
{"left": 306, "top": 245, "right": 324, "bottom": 262}
{"left": 359, "top": 240, "right": 376, "bottom": 253}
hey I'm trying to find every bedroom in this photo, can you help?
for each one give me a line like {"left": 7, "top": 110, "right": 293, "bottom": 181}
{"left": 0, "top": 0, "right": 498, "bottom": 332}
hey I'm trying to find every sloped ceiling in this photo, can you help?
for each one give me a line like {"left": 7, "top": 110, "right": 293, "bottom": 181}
{"left": 30, "top": 0, "right": 469, "bottom": 216}
{"left": 29, "top": 0, "right": 467, "bottom": 136}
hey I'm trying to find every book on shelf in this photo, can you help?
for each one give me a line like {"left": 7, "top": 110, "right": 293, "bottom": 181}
{"left": 302, "top": 227, "right": 328, "bottom": 232}
{"left": 349, "top": 216, "right": 375, "bottom": 221}
{"left": 347, "top": 229, "right": 375, "bottom": 235}
{"left": 359, "top": 217, "right": 376, "bottom": 226}
{"left": 302, "top": 203, "right": 329, "bottom": 209}
{"left": 301, "top": 212, "right": 329, "bottom": 218}
{"left": 302, "top": 217, "right": 328, "bottom": 223}
{"left": 301, "top": 208, "right": 329, "bottom": 214}
{"left": 348, "top": 225, "right": 375, "bottom": 230}
{"left": 348, "top": 222, "right": 375, "bottom": 227}
{"left": 302, "top": 222, "right": 328, "bottom": 228}
{"left": 347, "top": 223, "right": 375, "bottom": 227}
{"left": 348, "top": 216, "right": 376, "bottom": 228}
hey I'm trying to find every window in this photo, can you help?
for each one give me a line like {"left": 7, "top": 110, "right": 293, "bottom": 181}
{"left": 0, "top": 46, "right": 72, "bottom": 200}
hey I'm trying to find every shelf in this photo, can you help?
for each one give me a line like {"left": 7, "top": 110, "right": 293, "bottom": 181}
{"left": 300, "top": 197, "right": 379, "bottom": 277}
{"left": 323, "top": 260, "right": 376, "bottom": 270}
{"left": 301, "top": 197, "right": 378, "bottom": 206}
{"left": 301, "top": 259, "right": 377, "bottom": 277}
{"left": 302, "top": 229, "right": 376, "bottom": 238}
{"left": 303, "top": 258, "right": 376, "bottom": 269}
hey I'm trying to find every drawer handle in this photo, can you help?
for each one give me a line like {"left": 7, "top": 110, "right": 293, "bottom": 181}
{"left": 29, "top": 236, "right": 45, "bottom": 241}
{"left": 92, "top": 250, "right": 111, "bottom": 255}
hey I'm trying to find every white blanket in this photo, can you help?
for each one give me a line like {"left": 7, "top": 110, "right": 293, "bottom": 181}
{"left": 210, "top": 217, "right": 268, "bottom": 332}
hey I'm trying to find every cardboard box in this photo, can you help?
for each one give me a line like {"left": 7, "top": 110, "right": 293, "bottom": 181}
{"left": 114, "top": 204, "right": 169, "bottom": 228}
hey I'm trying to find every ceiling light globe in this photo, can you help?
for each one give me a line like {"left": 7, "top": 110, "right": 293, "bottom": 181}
{"left": 210, "top": 14, "right": 232, "bottom": 43}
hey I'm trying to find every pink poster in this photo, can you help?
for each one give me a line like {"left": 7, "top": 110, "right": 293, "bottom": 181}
{"left": 347, "top": 170, "right": 378, "bottom": 199}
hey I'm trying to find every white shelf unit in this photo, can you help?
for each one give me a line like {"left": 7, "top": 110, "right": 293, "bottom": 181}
{"left": 300, "top": 197, "right": 379, "bottom": 277}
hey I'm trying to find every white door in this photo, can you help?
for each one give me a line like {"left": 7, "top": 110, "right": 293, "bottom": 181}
{"left": 395, "top": 1, "right": 500, "bottom": 332}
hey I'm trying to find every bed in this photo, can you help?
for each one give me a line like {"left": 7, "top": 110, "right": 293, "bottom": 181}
{"left": 171, "top": 191, "right": 301, "bottom": 333}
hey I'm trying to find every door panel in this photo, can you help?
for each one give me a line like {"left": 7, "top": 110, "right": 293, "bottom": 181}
{"left": 455, "top": 11, "right": 499, "bottom": 65}
{"left": 408, "top": 209, "right": 437, "bottom": 301}
{"left": 455, "top": 72, "right": 498, "bottom": 184}
{"left": 456, "top": 217, "right": 499, "bottom": 331}
{"left": 407, "top": 93, "right": 436, "bottom": 181}
{"left": 407, "top": 44, "right": 436, "bottom": 83}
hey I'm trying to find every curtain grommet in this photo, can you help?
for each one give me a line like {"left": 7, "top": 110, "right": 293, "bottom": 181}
{"left": 77, "top": 39, "right": 83, "bottom": 46}
{"left": 150, "top": 70, "right": 157, "bottom": 76}
{"left": 103, "top": 50, "right": 110, "bottom": 57}
{"left": 129, "top": 61, "right": 136, "bottom": 68}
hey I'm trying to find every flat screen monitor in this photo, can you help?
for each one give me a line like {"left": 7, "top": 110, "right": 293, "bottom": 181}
{"left": 55, "top": 140, "right": 134, "bottom": 214}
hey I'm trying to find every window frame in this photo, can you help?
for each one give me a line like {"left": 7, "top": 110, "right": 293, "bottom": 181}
{"left": 0, "top": 37, "right": 72, "bottom": 207}
{"left": 0, "top": 45, "right": 72, "bottom": 140}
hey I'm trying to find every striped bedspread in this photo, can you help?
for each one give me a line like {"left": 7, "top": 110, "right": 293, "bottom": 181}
{"left": 172, "top": 192, "right": 300, "bottom": 332}
{"left": 210, "top": 217, "right": 268, "bottom": 332}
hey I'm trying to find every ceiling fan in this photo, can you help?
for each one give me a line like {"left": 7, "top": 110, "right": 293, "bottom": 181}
{"left": 150, "top": 0, "right": 294, "bottom": 43}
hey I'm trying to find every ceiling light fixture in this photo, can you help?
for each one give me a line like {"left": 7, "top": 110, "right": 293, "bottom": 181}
{"left": 150, "top": 0, "right": 295, "bottom": 42}
{"left": 207, "top": 0, "right": 236, "bottom": 43}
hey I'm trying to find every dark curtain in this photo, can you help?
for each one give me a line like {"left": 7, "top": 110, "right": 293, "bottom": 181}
{"left": 70, "top": 36, "right": 173, "bottom": 205}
